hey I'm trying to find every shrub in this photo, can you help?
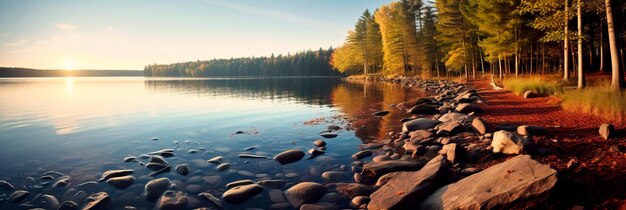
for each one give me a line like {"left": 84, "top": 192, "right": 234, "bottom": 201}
{"left": 502, "top": 77, "right": 562, "bottom": 96}
{"left": 561, "top": 84, "right": 626, "bottom": 121}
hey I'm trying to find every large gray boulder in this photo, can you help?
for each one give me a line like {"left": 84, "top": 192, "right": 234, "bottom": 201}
{"left": 402, "top": 118, "right": 442, "bottom": 132}
{"left": 491, "top": 130, "right": 530, "bottom": 154}
{"left": 368, "top": 155, "right": 449, "bottom": 210}
{"left": 419, "top": 155, "right": 557, "bottom": 210}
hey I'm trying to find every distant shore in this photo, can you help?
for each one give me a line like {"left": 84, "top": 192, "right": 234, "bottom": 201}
{"left": 0, "top": 67, "right": 143, "bottom": 77}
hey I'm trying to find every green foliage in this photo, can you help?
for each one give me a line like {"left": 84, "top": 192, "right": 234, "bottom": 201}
{"left": 562, "top": 84, "right": 626, "bottom": 121}
{"left": 503, "top": 77, "right": 563, "bottom": 95}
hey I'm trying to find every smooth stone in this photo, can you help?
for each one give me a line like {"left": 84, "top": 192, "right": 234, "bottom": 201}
{"left": 491, "top": 130, "right": 530, "bottom": 154}
{"left": 320, "top": 133, "right": 338, "bottom": 139}
{"left": 274, "top": 149, "right": 305, "bottom": 165}
{"left": 41, "top": 175, "right": 54, "bottom": 180}
{"left": 517, "top": 125, "right": 548, "bottom": 136}
{"left": 402, "top": 118, "right": 442, "bottom": 132}
{"left": 238, "top": 171, "right": 255, "bottom": 177}
{"left": 307, "top": 148, "right": 325, "bottom": 159}
{"left": 222, "top": 183, "right": 264, "bottom": 204}
{"left": 175, "top": 164, "right": 190, "bottom": 176}
{"left": 124, "top": 156, "right": 137, "bottom": 162}
{"left": 335, "top": 183, "right": 376, "bottom": 198}
{"left": 268, "top": 189, "right": 286, "bottom": 203}
{"left": 146, "top": 156, "right": 170, "bottom": 171}
{"left": 257, "top": 180, "right": 286, "bottom": 189}
{"left": 156, "top": 191, "right": 188, "bottom": 210}
{"left": 0, "top": 180, "right": 14, "bottom": 190}
{"left": 145, "top": 178, "right": 172, "bottom": 202}
{"left": 83, "top": 192, "right": 111, "bottom": 210}
{"left": 106, "top": 175, "right": 135, "bottom": 189}
{"left": 419, "top": 155, "right": 557, "bottom": 209}
{"left": 9, "top": 190, "right": 28, "bottom": 203}
{"left": 362, "top": 160, "right": 425, "bottom": 179}
{"left": 471, "top": 117, "right": 487, "bottom": 135}
{"left": 207, "top": 156, "right": 223, "bottom": 164}
{"left": 351, "top": 196, "right": 371, "bottom": 208}
{"left": 599, "top": 124, "right": 614, "bottom": 140}
{"left": 374, "top": 110, "right": 390, "bottom": 116}
{"left": 440, "top": 143, "right": 461, "bottom": 164}
{"left": 98, "top": 169, "right": 134, "bottom": 182}
{"left": 198, "top": 192, "right": 223, "bottom": 209}
{"left": 300, "top": 203, "right": 340, "bottom": 210}
{"left": 41, "top": 194, "right": 60, "bottom": 209}
{"left": 284, "top": 182, "right": 327, "bottom": 207}
{"left": 226, "top": 180, "right": 254, "bottom": 188}
{"left": 407, "top": 104, "right": 439, "bottom": 115}
{"left": 216, "top": 163, "right": 231, "bottom": 171}
{"left": 285, "top": 172, "right": 299, "bottom": 178}
{"left": 58, "top": 201, "right": 79, "bottom": 210}
{"left": 372, "top": 155, "right": 391, "bottom": 162}
{"left": 436, "top": 120, "right": 463, "bottom": 136}
{"left": 369, "top": 155, "right": 449, "bottom": 209}
{"left": 53, "top": 176, "right": 70, "bottom": 187}
{"left": 351, "top": 150, "right": 372, "bottom": 160}
{"left": 238, "top": 154, "right": 271, "bottom": 159}
{"left": 313, "top": 140, "right": 327, "bottom": 147}
{"left": 438, "top": 112, "right": 471, "bottom": 123}
{"left": 455, "top": 103, "right": 483, "bottom": 114}
{"left": 321, "top": 171, "right": 347, "bottom": 182}
{"left": 149, "top": 165, "right": 171, "bottom": 177}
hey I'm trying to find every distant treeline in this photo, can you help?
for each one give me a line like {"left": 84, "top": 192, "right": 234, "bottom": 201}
{"left": 144, "top": 48, "right": 340, "bottom": 77}
{"left": 0, "top": 67, "right": 143, "bottom": 77}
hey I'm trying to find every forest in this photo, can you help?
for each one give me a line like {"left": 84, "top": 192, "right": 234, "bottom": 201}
{"left": 144, "top": 48, "right": 339, "bottom": 77}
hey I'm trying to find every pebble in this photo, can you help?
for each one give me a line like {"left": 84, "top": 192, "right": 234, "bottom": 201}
{"left": 98, "top": 169, "right": 134, "bottom": 182}
{"left": 285, "top": 173, "right": 299, "bottom": 178}
{"left": 313, "top": 140, "right": 327, "bottom": 147}
{"left": 244, "top": 146, "right": 255, "bottom": 151}
{"left": 352, "top": 150, "right": 373, "bottom": 159}
{"left": 41, "top": 194, "right": 60, "bottom": 209}
{"left": 207, "top": 156, "right": 223, "bottom": 164}
{"left": 374, "top": 110, "right": 390, "bottom": 116}
{"left": 222, "top": 183, "right": 264, "bottom": 204}
{"left": 156, "top": 191, "right": 188, "bottom": 210}
{"left": 320, "top": 133, "right": 338, "bottom": 138}
{"left": 321, "top": 171, "right": 347, "bottom": 182}
{"left": 268, "top": 189, "right": 286, "bottom": 203}
{"left": 83, "top": 192, "right": 110, "bottom": 210}
{"left": 58, "top": 201, "right": 79, "bottom": 210}
{"left": 226, "top": 180, "right": 254, "bottom": 188}
{"left": 144, "top": 178, "right": 172, "bottom": 201}
{"left": 274, "top": 149, "right": 305, "bottom": 165}
{"left": 9, "top": 190, "right": 28, "bottom": 203}
{"left": 53, "top": 176, "right": 70, "bottom": 188}
{"left": 284, "top": 182, "right": 327, "bottom": 207}
{"left": 175, "top": 164, "right": 190, "bottom": 176}
{"left": 238, "top": 154, "right": 271, "bottom": 159}
{"left": 217, "top": 163, "right": 231, "bottom": 171}
{"left": 124, "top": 156, "right": 137, "bottom": 162}
{"left": 106, "top": 175, "right": 135, "bottom": 189}
{"left": 198, "top": 192, "right": 223, "bottom": 209}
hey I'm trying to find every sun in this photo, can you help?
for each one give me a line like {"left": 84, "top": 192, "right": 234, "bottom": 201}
{"left": 62, "top": 57, "right": 77, "bottom": 70}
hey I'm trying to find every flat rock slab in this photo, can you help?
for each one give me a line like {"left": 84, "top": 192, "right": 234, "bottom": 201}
{"left": 368, "top": 155, "right": 448, "bottom": 210}
{"left": 363, "top": 160, "right": 426, "bottom": 179}
{"left": 419, "top": 155, "right": 557, "bottom": 210}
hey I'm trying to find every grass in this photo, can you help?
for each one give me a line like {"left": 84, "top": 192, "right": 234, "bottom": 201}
{"left": 561, "top": 83, "right": 626, "bottom": 121}
{"left": 502, "top": 77, "right": 563, "bottom": 96}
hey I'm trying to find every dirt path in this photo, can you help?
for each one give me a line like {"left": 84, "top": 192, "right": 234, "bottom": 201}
{"left": 469, "top": 79, "right": 626, "bottom": 208}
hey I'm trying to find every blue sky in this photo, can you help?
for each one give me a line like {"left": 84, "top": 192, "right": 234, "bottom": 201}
{"left": 0, "top": 0, "right": 392, "bottom": 70}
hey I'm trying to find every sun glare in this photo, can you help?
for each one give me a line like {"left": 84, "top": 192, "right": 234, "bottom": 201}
{"left": 62, "top": 57, "right": 77, "bottom": 70}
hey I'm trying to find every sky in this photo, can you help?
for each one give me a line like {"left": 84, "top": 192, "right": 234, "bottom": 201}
{"left": 0, "top": 0, "right": 392, "bottom": 70}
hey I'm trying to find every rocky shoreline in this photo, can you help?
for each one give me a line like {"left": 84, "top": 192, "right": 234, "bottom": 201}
{"left": 0, "top": 76, "right": 613, "bottom": 209}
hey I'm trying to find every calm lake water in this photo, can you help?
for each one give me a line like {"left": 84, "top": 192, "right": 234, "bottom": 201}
{"left": 0, "top": 77, "right": 423, "bottom": 209}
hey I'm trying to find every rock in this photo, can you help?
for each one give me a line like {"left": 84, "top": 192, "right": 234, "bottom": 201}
{"left": 83, "top": 192, "right": 111, "bottom": 210}
{"left": 226, "top": 180, "right": 254, "bottom": 188}
{"left": 321, "top": 171, "right": 347, "bottom": 182}
{"left": 124, "top": 156, "right": 137, "bottom": 162}
{"left": 460, "top": 167, "right": 480, "bottom": 175}
{"left": 216, "top": 163, "right": 231, "bottom": 171}
{"left": 238, "top": 154, "right": 271, "bottom": 159}
{"left": 146, "top": 156, "right": 170, "bottom": 171}
{"left": 0, "top": 180, "right": 14, "bottom": 190}
{"left": 222, "top": 183, "right": 263, "bottom": 204}
{"left": 274, "top": 149, "right": 305, "bottom": 165}
{"left": 566, "top": 159, "right": 579, "bottom": 169}
{"left": 351, "top": 196, "right": 371, "bottom": 208}
{"left": 419, "top": 155, "right": 557, "bottom": 209}
{"left": 198, "top": 192, "right": 223, "bottom": 209}
{"left": 145, "top": 178, "right": 172, "bottom": 202}
{"left": 407, "top": 105, "right": 439, "bottom": 115}
{"left": 313, "top": 140, "right": 327, "bottom": 147}
{"left": 284, "top": 182, "right": 327, "bottom": 207}
{"left": 409, "top": 130, "right": 435, "bottom": 141}
{"left": 300, "top": 203, "right": 339, "bottom": 210}
{"left": 455, "top": 103, "right": 483, "bottom": 114}
{"left": 369, "top": 155, "right": 449, "bottom": 210}
{"left": 335, "top": 183, "right": 376, "bottom": 198}
{"left": 491, "top": 130, "right": 530, "bottom": 154}
{"left": 440, "top": 143, "right": 461, "bottom": 164}
{"left": 523, "top": 90, "right": 538, "bottom": 98}
{"left": 471, "top": 117, "right": 487, "bottom": 135}
{"left": 156, "top": 191, "right": 188, "bottom": 210}
{"left": 352, "top": 150, "right": 373, "bottom": 160}
{"left": 58, "top": 201, "right": 79, "bottom": 210}
{"left": 257, "top": 180, "right": 286, "bottom": 189}
{"left": 372, "top": 155, "right": 391, "bottom": 162}
{"left": 268, "top": 189, "right": 286, "bottom": 203}
{"left": 517, "top": 125, "right": 548, "bottom": 136}
{"left": 9, "top": 190, "right": 28, "bottom": 203}
{"left": 438, "top": 112, "right": 471, "bottom": 123}
{"left": 307, "top": 148, "right": 325, "bottom": 159}
{"left": 53, "top": 175, "right": 70, "bottom": 187}
{"left": 362, "top": 160, "right": 425, "bottom": 179}
{"left": 599, "top": 124, "right": 614, "bottom": 140}
{"left": 41, "top": 194, "right": 60, "bottom": 209}
{"left": 436, "top": 120, "right": 463, "bottom": 136}
{"left": 402, "top": 118, "right": 442, "bottom": 132}
{"left": 106, "top": 175, "right": 135, "bottom": 189}
{"left": 175, "top": 164, "right": 190, "bottom": 176}
{"left": 207, "top": 156, "right": 223, "bottom": 164}
{"left": 320, "top": 133, "right": 338, "bottom": 139}
{"left": 374, "top": 110, "right": 390, "bottom": 116}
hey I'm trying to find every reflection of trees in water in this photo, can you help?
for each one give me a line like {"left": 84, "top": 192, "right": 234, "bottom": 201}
{"left": 144, "top": 78, "right": 341, "bottom": 105}
{"left": 331, "top": 80, "right": 425, "bottom": 142}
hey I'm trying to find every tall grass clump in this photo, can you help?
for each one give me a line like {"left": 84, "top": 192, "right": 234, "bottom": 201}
{"left": 503, "top": 77, "right": 562, "bottom": 96}
{"left": 561, "top": 84, "right": 626, "bottom": 121}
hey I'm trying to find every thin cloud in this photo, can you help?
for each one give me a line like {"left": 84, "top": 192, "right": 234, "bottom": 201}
{"left": 4, "top": 39, "right": 28, "bottom": 47}
{"left": 55, "top": 23, "right": 78, "bottom": 30}
{"left": 106, "top": 27, "right": 117, "bottom": 32}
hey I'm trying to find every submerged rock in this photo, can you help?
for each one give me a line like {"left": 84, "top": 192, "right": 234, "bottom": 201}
{"left": 257, "top": 179, "right": 286, "bottom": 189}
{"left": 320, "top": 133, "right": 338, "bottom": 139}
{"left": 198, "top": 192, "right": 223, "bottom": 209}
{"left": 98, "top": 169, "right": 134, "bottom": 182}
{"left": 321, "top": 171, "right": 347, "bottom": 182}
{"left": 175, "top": 164, "right": 190, "bottom": 176}
{"left": 307, "top": 148, "right": 325, "bottom": 159}
{"left": 0, "top": 180, "right": 14, "bottom": 190}
{"left": 313, "top": 140, "right": 327, "bottom": 147}
{"left": 41, "top": 194, "right": 60, "bottom": 209}
{"left": 491, "top": 130, "right": 530, "bottom": 154}
{"left": 237, "top": 154, "right": 271, "bottom": 159}
{"left": 284, "top": 182, "right": 327, "bottom": 207}
{"left": 419, "top": 155, "right": 557, "bottom": 209}
{"left": 226, "top": 180, "right": 254, "bottom": 188}
{"left": 83, "top": 192, "right": 111, "bottom": 210}
{"left": 146, "top": 156, "right": 170, "bottom": 171}
{"left": 106, "top": 175, "right": 135, "bottom": 189}
{"left": 123, "top": 156, "right": 137, "bottom": 162}
{"left": 156, "top": 191, "right": 188, "bottom": 210}
{"left": 274, "top": 149, "right": 305, "bottom": 165}
{"left": 374, "top": 110, "right": 390, "bottom": 116}
{"left": 207, "top": 156, "right": 223, "bottom": 164}
{"left": 222, "top": 183, "right": 263, "bottom": 204}
{"left": 53, "top": 175, "right": 70, "bottom": 188}
{"left": 216, "top": 163, "right": 231, "bottom": 171}
{"left": 9, "top": 190, "right": 28, "bottom": 203}
{"left": 58, "top": 201, "right": 79, "bottom": 210}
{"left": 145, "top": 178, "right": 172, "bottom": 202}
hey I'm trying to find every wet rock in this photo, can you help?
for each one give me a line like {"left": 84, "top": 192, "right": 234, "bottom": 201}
{"left": 320, "top": 133, "right": 338, "bottom": 139}
{"left": 352, "top": 150, "right": 373, "bottom": 160}
{"left": 335, "top": 183, "right": 376, "bottom": 198}
{"left": 351, "top": 196, "right": 370, "bottom": 208}
{"left": 471, "top": 117, "right": 487, "bottom": 135}
{"left": 284, "top": 182, "right": 327, "bottom": 207}
{"left": 226, "top": 180, "right": 254, "bottom": 188}
{"left": 9, "top": 190, "right": 28, "bottom": 203}
{"left": 222, "top": 183, "right": 263, "bottom": 204}
{"left": 188, "top": 149, "right": 198, "bottom": 154}
{"left": 98, "top": 169, "right": 134, "bottom": 182}
{"left": 300, "top": 203, "right": 339, "bottom": 210}
{"left": 41, "top": 175, "right": 54, "bottom": 180}
{"left": 244, "top": 146, "right": 255, "bottom": 151}
{"left": 53, "top": 175, "right": 70, "bottom": 187}
{"left": 146, "top": 156, "right": 170, "bottom": 171}
{"left": 145, "top": 178, "right": 172, "bottom": 202}
{"left": 175, "top": 164, "right": 190, "bottom": 176}
{"left": 207, "top": 156, "right": 223, "bottom": 164}
{"left": 58, "top": 201, "right": 79, "bottom": 210}
{"left": 313, "top": 140, "right": 327, "bottom": 147}
{"left": 517, "top": 125, "right": 548, "bottom": 136}
{"left": 491, "top": 130, "right": 530, "bottom": 154}
{"left": 419, "top": 155, "right": 557, "bottom": 209}
{"left": 124, "top": 156, "right": 137, "bottom": 162}
{"left": 409, "top": 130, "right": 434, "bottom": 141}
{"left": 436, "top": 120, "right": 463, "bottom": 136}
{"left": 362, "top": 160, "right": 425, "bottom": 179}
{"left": 238, "top": 154, "right": 271, "bottom": 159}
{"left": 402, "top": 118, "right": 442, "bottom": 132}
{"left": 198, "top": 192, "right": 223, "bottom": 209}
{"left": 0, "top": 180, "right": 14, "bottom": 190}
{"left": 257, "top": 179, "right": 286, "bottom": 189}
{"left": 599, "top": 123, "right": 614, "bottom": 140}
{"left": 438, "top": 112, "right": 471, "bottom": 123}
{"left": 307, "top": 148, "right": 325, "bottom": 159}
{"left": 150, "top": 165, "right": 171, "bottom": 177}
{"left": 41, "top": 194, "right": 60, "bottom": 209}
{"left": 83, "top": 192, "right": 111, "bottom": 210}
{"left": 156, "top": 191, "right": 188, "bottom": 210}
{"left": 373, "top": 110, "right": 390, "bottom": 116}
{"left": 455, "top": 103, "right": 483, "bottom": 114}
{"left": 106, "top": 175, "right": 135, "bottom": 189}
{"left": 268, "top": 189, "right": 286, "bottom": 203}
{"left": 274, "top": 149, "right": 305, "bottom": 165}
{"left": 407, "top": 104, "right": 439, "bottom": 115}
{"left": 321, "top": 171, "right": 347, "bottom": 182}
{"left": 369, "top": 155, "right": 449, "bottom": 209}
{"left": 372, "top": 155, "right": 391, "bottom": 162}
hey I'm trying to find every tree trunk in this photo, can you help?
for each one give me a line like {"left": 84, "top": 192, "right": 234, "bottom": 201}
{"left": 606, "top": 0, "right": 622, "bottom": 90}
{"left": 577, "top": 0, "right": 584, "bottom": 89}
{"left": 564, "top": 0, "right": 570, "bottom": 82}
{"left": 498, "top": 56, "right": 503, "bottom": 80}
{"left": 600, "top": 20, "right": 604, "bottom": 72}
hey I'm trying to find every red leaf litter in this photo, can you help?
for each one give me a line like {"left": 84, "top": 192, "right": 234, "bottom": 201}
{"left": 470, "top": 79, "right": 626, "bottom": 209}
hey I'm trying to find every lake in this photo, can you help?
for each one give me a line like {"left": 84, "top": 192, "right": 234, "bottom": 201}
{"left": 0, "top": 77, "right": 424, "bottom": 209}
